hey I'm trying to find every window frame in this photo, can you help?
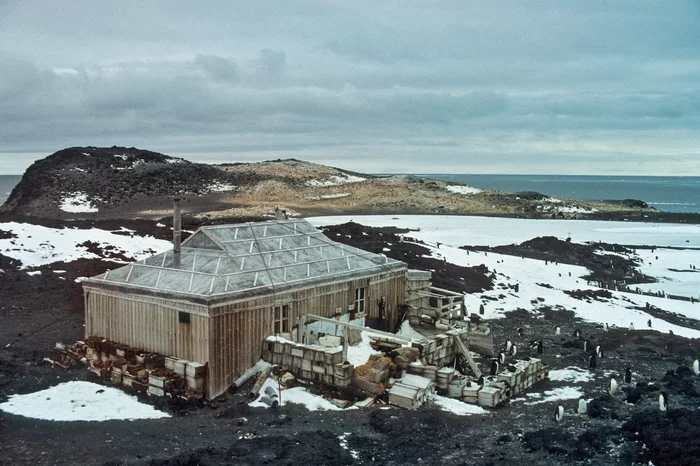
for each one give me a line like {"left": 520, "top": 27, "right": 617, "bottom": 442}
{"left": 354, "top": 287, "right": 366, "bottom": 314}
{"left": 273, "top": 303, "right": 290, "bottom": 335}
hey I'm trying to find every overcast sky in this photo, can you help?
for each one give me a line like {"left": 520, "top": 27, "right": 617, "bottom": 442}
{"left": 1, "top": 1, "right": 699, "bottom": 175}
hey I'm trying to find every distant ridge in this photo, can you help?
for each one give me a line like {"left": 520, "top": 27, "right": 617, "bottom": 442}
{"left": 0, "top": 146, "right": 662, "bottom": 221}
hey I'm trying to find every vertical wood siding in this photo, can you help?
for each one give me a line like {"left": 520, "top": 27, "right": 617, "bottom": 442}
{"left": 84, "top": 290, "right": 209, "bottom": 364}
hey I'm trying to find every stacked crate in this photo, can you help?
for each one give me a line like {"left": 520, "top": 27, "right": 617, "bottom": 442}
{"left": 261, "top": 336, "right": 349, "bottom": 388}
{"left": 77, "top": 336, "right": 205, "bottom": 399}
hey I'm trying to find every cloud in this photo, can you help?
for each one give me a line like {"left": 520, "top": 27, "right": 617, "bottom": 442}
{"left": 0, "top": 1, "right": 698, "bottom": 174}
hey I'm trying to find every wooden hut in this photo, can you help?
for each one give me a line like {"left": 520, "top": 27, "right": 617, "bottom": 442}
{"left": 82, "top": 218, "right": 409, "bottom": 399}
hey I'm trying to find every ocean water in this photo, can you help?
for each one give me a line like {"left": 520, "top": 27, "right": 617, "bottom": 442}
{"left": 0, "top": 175, "right": 21, "bottom": 206}
{"left": 418, "top": 175, "right": 700, "bottom": 214}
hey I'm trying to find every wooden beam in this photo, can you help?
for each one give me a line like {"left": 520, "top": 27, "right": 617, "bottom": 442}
{"left": 454, "top": 335, "right": 482, "bottom": 378}
{"left": 304, "top": 314, "right": 413, "bottom": 342}
{"left": 429, "top": 286, "right": 464, "bottom": 297}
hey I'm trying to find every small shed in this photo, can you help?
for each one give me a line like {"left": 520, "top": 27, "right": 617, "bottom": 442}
{"left": 83, "top": 219, "right": 409, "bottom": 399}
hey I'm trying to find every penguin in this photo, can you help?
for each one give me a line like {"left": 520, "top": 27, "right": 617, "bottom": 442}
{"left": 692, "top": 359, "right": 699, "bottom": 375}
{"left": 505, "top": 339, "right": 513, "bottom": 353}
{"left": 537, "top": 340, "right": 544, "bottom": 354}
{"left": 479, "top": 304, "right": 485, "bottom": 315}
{"left": 609, "top": 378, "right": 618, "bottom": 395}
{"left": 507, "top": 364, "right": 517, "bottom": 373}
{"left": 517, "top": 327, "right": 524, "bottom": 337}
{"left": 669, "top": 330, "right": 674, "bottom": 335}
{"left": 577, "top": 397, "right": 587, "bottom": 415}
{"left": 555, "top": 326, "right": 561, "bottom": 335}
{"left": 589, "top": 353, "right": 597, "bottom": 369}
{"left": 647, "top": 319, "right": 652, "bottom": 328}
{"left": 659, "top": 392, "right": 668, "bottom": 411}
{"left": 554, "top": 405, "right": 564, "bottom": 422}
{"left": 490, "top": 360, "right": 499, "bottom": 376}
{"left": 498, "top": 351, "right": 506, "bottom": 364}
{"left": 624, "top": 367, "right": 632, "bottom": 384}
{"left": 629, "top": 322, "right": 634, "bottom": 330}
{"left": 510, "top": 345, "right": 517, "bottom": 357}
{"left": 583, "top": 340, "right": 589, "bottom": 352}
{"left": 604, "top": 323, "right": 609, "bottom": 331}
{"left": 595, "top": 345, "right": 602, "bottom": 358}
{"left": 573, "top": 329, "right": 581, "bottom": 338}
{"left": 477, "top": 375, "right": 485, "bottom": 386}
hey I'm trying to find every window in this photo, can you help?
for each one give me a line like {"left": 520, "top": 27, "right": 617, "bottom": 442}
{"left": 354, "top": 287, "right": 366, "bottom": 314}
{"left": 273, "top": 304, "right": 290, "bottom": 334}
{"left": 178, "top": 311, "right": 190, "bottom": 324}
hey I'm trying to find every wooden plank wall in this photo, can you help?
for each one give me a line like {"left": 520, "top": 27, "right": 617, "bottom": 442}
{"left": 206, "top": 272, "right": 406, "bottom": 399}
{"left": 84, "top": 290, "right": 209, "bottom": 364}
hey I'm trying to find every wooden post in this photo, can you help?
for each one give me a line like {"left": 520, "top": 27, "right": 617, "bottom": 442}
{"left": 342, "top": 326, "right": 349, "bottom": 362}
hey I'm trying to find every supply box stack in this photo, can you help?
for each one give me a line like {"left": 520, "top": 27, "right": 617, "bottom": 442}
{"left": 261, "top": 336, "right": 352, "bottom": 388}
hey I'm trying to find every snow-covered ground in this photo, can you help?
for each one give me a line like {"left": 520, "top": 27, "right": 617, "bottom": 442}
{"left": 305, "top": 174, "right": 366, "bottom": 187}
{"left": 59, "top": 192, "right": 100, "bottom": 213}
{"left": 0, "top": 222, "right": 172, "bottom": 268}
{"left": 309, "top": 215, "right": 700, "bottom": 338}
{"left": 308, "top": 215, "right": 700, "bottom": 248}
{"left": 0, "top": 381, "right": 170, "bottom": 421}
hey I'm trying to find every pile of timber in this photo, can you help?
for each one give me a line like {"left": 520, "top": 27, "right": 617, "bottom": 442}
{"left": 51, "top": 337, "right": 206, "bottom": 399}
{"left": 261, "top": 336, "right": 350, "bottom": 388}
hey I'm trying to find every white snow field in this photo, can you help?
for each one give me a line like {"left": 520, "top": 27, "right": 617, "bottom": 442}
{"left": 308, "top": 215, "right": 700, "bottom": 338}
{"left": 0, "top": 222, "right": 172, "bottom": 269}
{"left": 307, "top": 215, "right": 700, "bottom": 248}
{"left": 0, "top": 381, "right": 170, "bottom": 421}
{"left": 305, "top": 174, "right": 366, "bottom": 187}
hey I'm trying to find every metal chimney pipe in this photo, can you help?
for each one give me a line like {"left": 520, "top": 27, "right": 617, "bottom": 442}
{"left": 173, "top": 198, "right": 181, "bottom": 268}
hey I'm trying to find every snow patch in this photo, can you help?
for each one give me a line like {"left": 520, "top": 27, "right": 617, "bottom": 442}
{"left": 305, "top": 174, "right": 366, "bottom": 187}
{"left": 59, "top": 192, "right": 100, "bottom": 213}
{"left": 525, "top": 386, "right": 583, "bottom": 405}
{"left": 431, "top": 394, "right": 488, "bottom": 415}
{"left": 207, "top": 182, "right": 237, "bottom": 193}
{"left": 0, "top": 381, "right": 170, "bottom": 421}
{"left": 249, "top": 378, "right": 342, "bottom": 411}
{"left": 446, "top": 185, "right": 482, "bottom": 195}
{"left": 548, "top": 367, "right": 594, "bottom": 383}
{"left": 338, "top": 433, "right": 360, "bottom": 459}
{"left": 0, "top": 222, "right": 172, "bottom": 268}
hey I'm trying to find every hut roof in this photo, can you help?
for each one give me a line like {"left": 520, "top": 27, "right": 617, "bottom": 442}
{"left": 84, "top": 219, "right": 406, "bottom": 304}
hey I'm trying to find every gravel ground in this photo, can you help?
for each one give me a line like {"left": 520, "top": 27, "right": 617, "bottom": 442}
{"left": 1, "top": 218, "right": 699, "bottom": 466}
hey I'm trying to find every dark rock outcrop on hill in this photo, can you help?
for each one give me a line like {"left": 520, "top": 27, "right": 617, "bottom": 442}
{"left": 0, "top": 146, "right": 261, "bottom": 217}
{"left": 466, "top": 236, "right": 656, "bottom": 287}
{"left": 320, "top": 222, "right": 493, "bottom": 293}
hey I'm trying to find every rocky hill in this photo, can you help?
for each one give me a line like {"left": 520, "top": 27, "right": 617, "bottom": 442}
{"left": 0, "top": 146, "right": 663, "bottom": 221}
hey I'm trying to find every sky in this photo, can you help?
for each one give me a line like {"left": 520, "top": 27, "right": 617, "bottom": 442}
{"left": 1, "top": 1, "right": 699, "bottom": 175}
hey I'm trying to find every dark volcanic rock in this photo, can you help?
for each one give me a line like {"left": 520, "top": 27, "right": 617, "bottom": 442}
{"left": 588, "top": 394, "right": 622, "bottom": 419}
{"left": 622, "top": 408, "right": 700, "bottom": 466}
{"left": 0, "top": 146, "right": 259, "bottom": 217}
{"left": 466, "top": 236, "right": 655, "bottom": 287}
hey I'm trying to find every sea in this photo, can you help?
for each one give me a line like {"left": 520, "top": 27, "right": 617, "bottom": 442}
{"left": 0, "top": 175, "right": 21, "bottom": 205}
{"left": 1, "top": 174, "right": 699, "bottom": 214}
{"left": 416, "top": 174, "right": 700, "bottom": 214}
